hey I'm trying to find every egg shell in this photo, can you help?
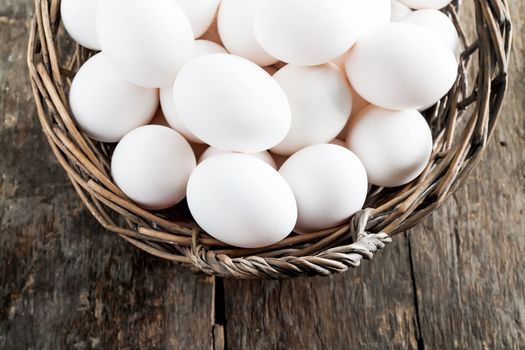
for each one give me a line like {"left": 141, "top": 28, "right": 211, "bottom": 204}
{"left": 330, "top": 0, "right": 390, "bottom": 70}
{"left": 330, "top": 59, "right": 370, "bottom": 138}
{"left": 199, "top": 147, "right": 277, "bottom": 169}
{"left": 174, "top": 0, "right": 220, "bottom": 38}
{"left": 398, "top": 0, "right": 453, "bottom": 10}
{"left": 271, "top": 64, "right": 352, "bottom": 156}
{"left": 111, "top": 125, "right": 196, "bottom": 210}
{"left": 391, "top": 0, "right": 413, "bottom": 21}
{"left": 360, "top": 0, "right": 392, "bottom": 35}
{"left": 254, "top": 0, "right": 367, "bottom": 66}
{"left": 400, "top": 9, "right": 460, "bottom": 61}
{"left": 160, "top": 40, "right": 228, "bottom": 143}
{"left": 346, "top": 105, "right": 433, "bottom": 187}
{"left": 279, "top": 144, "right": 368, "bottom": 233}
{"left": 337, "top": 82, "right": 370, "bottom": 140}
{"left": 97, "top": 0, "right": 194, "bottom": 88}
{"left": 173, "top": 54, "right": 292, "bottom": 153}
{"left": 61, "top": 0, "right": 100, "bottom": 50}
{"left": 187, "top": 154, "right": 298, "bottom": 248}
{"left": 345, "top": 22, "right": 458, "bottom": 111}
{"left": 69, "top": 53, "right": 158, "bottom": 143}
{"left": 218, "top": 0, "right": 278, "bottom": 66}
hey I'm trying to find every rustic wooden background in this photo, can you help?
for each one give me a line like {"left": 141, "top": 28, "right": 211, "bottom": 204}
{"left": 1, "top": 0, "right": 524, "bottom": 349}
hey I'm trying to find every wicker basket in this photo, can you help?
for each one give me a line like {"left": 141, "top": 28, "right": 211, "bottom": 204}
{"left": 27, "top": 0, "right": 512, "bottom": 279}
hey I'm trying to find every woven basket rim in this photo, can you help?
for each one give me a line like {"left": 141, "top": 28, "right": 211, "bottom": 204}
{"left": 27, "top": 0, "right": 512, "bottom": 279}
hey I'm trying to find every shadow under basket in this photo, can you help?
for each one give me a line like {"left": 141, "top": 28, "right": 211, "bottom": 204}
{"left": 27, "top": 0, "right": 512, "bottom": 279}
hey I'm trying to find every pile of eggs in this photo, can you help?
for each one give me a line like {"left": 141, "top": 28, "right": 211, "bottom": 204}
{"left": 62, "top": 0, "right": 459, "bottom": 249}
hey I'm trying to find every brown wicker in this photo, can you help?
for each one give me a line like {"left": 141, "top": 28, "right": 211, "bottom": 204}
{"left": 27, "top": 0, "right": 512, "bottom": 279}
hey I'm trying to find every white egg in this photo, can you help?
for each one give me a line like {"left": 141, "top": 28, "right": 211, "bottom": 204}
{"left": 345, "top": 22, "right": 458, "bottom": 111}
{"left": 160, "top": 40, "right": 227, "bottom": 143}
{"left": 69, "top": 53, "right": 158, "bottom": 143}
{"left": 400, "top": 9, "right": 460, "bottom": 61}
{"left": 346, "top": 106, "right": 433, "bottom": 187}
{"left": 97, "top": 0, "right": 194, "bottom": 88}
{"left": 337, "top": 83, "right": 370, "bottom": 140}
{"left": 254, "top": 0, "right": 366, "bottom": 66}
{"left": 61, "top": 0, "right": 100, "bottom": 50}
{"left": 360, "top": 0, "right": 391, "bottom": 35}
{"left": 173, "top": 54, "right": 291, "bottom": 153}
{"left": 191, "top": 39, "right": 228, "bottom": 57}
{"left": 111, "top": 125, "right": 196, "bottom": 210}
{"left": 173, "top": 0, "right": 220, "bottom": 38}
{"left": 279, "top": 144, "right": 368, "bottom": 233}
{"left": 271, "top": 64, "right": 352, "bottom": 156}
{"left": 391, "top": 0, "right": 412, "bottom": 21}
{"left": 330, "top": 0, "right": 390, "bottom": 70}
{"left": 199, "top": 147, "right": 277, "bottom": 169}
{"left": 398, "top": 0, "right": 453, "bottom": 10}
{"left": 330, "top": 60, "right": 370, "bottom": 128}
{"left": 187, "top": 154, "right": 297, "bottom": 248}
{"left": 218, "top": 0, "right": 278, "bottom": 67}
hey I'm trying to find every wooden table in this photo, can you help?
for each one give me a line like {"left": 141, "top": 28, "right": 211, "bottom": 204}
{"left": 1, "top": 1, "right": 523, "bottom": 348}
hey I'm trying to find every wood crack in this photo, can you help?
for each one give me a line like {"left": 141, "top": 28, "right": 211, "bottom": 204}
{"left": 407, "top": 233, "right": 426, "bottom": 350}
{"left": 212, "top": 276, "right": 226, "bottom": 350}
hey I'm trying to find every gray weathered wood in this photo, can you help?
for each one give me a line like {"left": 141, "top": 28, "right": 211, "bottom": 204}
{"left": 223, "top": 236, "right": 420, "bottom": 349}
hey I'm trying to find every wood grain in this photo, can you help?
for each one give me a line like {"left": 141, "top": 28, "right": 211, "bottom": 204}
{"left": 0, "top": 0, "right": 524, "bottom": 349}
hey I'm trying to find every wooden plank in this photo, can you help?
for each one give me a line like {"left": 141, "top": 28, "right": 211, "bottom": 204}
{"left": 0, "top": 2, "right": 215, "bottom": 349}
{"left": 409, "top": 0, "right": 525, "bottom": 348}
{"left": 223, "top": 236, "right": 420, "bottom": 349}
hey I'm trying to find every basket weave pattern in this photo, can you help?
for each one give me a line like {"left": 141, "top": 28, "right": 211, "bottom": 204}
{"left": 27, "top": 0, "right": 512, "bottom": 279}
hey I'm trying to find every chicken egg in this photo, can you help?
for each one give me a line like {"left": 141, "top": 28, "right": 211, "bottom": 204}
{"left": 400, "top": 9, "right": 460, "bottom": 61}
{"left": 345, "top": 22, "right": 458, "bottom": 110}
{"left": 280, "top": 144, "right": 368, "bottom": 233}
{"left": 391, "top": 0, "right": 412, "bottom": 21}
{"left": 173, "top": 54, "right": 291, "bottom": 153}
{"left": 254, "top": 0, "right": 366, "bottom": 66}
{"left": 97, "top": 0, "right": 194, "bottom": 88}
{"left": 174, "top": 0, "right": 221, "bottom": 38}
{"left": 271, "top": 64, "right": 352, "bottom": 156}
{"left": 360, "top": 0, "right": 392, "bottom": 35}
{"left": 199, "top": 147, "right": 277, "bottom": 169}
{"left": 346, "top": 105, "right": 433, "bottom": 187}
{"left": 218, "top": 0, "right": 278, "bottom": 67}
{"left": 111, "top": 125, "right": 196, "bottom": 210}
{"left": 69, "top": 53, "right": 158, "bottom": 143}
{"left": 160, "top": 40, "right": 228, "bottom": 143}
{"left": 61, "top": 0, "right": 100, "bottom": 50}
{"left": 187, "top": 154, "right": 298, "bottom": 248}
{"left": 398, "top": 0, "right": 453, "bottom": 10}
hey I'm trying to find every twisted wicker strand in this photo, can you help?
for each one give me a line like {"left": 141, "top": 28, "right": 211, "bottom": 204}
{"left": 185, "top": 210, "right": 392, "bottom": 279}
{"left": 185, "top": 233, "right": 391, "bottom": 279}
